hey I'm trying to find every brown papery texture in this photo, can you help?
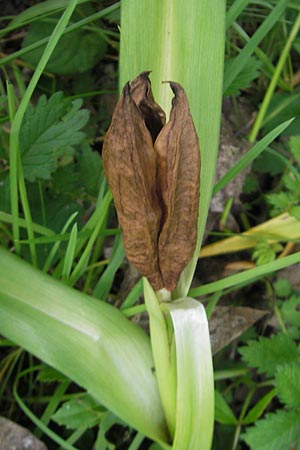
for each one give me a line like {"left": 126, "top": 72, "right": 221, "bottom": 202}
{"left": 102, "top": 73, "right": 200, "bottom": 292}
{"left": 155, "top": 83, "right": 200, "bottom": 290}
{"left": 102, "top": 80, "right": 163, "bottom": 290}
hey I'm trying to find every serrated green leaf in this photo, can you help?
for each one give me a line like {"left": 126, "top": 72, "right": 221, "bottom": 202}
{"left": 266, "top": 192, "right": 290, "bottom": 216}
{"left": 239, "top": 333, "right": 298, "bottom": 377}
{"left": 281, "top": 295, "right": 300, "bottom": 327}
{"left": 243, "top": 389, "right": 276, "bottom": 425}
{"left": 20, "top": 93, "right": 89, "bottom": 182}
{"left": 22, "top": 20, "right": 107, "bottom": 75}
{"left": 52, "top": 394, "right": 106, "bottom": 429}
{"left": 275, "top": 363, "right": 300, "bottom": 409}
{"left": 242, "top": 410, "right": 300, "bottom": 450}
{"left": 214, "top": 390, "right": 237, "bottom": 425}
{"left": 224, "top": 56, "right": 261, "bottom": 96}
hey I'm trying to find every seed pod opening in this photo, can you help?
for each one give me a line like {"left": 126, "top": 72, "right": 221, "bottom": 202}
{"left": 102, "top": 72, "right": 200, "bottom": 291}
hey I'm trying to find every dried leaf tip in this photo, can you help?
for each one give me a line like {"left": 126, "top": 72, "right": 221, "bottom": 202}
{"left": 102, "top": 72, "right": 200, "bottom": 291}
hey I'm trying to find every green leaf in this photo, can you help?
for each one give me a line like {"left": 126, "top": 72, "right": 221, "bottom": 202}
{"left": 239, "top": 333, "right": 298, "bottom": 377}
{"left": 166, "top": 298, "right": 214, "bottom": 450}
{"left": 52, "top": 394, "right": 105, "bottom": 429}
{"left": 263, "top": 92, "right": 300, "bottom": 137}
{"left": 214, "top": 390, "right": 237, "bottom": 425}
{"left": 22, "top": 18, "right": 107, "bottom": 75}
{"left": 290, "top": 205, "right": 300, "bottom": 220}
{"left": 281, "top": 295, "right": 300, "bottom": 328}
{"left": 242, "top": 410, "right": 300, "bottom": 450}
{"left": 20, "top": 93, "right": 89, "bottom": 182}
{"left": 77, "top": 143, "right": 102, "bottom": 196}
{"left": 223, "top": 56, "right": 261, "bottom": 96}
{"left": 289, "top": 136, "right": 300, "bottom": 165}
{"left": 266, "top": 192, "right": 290, "bottom": 216}
{"left": 37, "top": 365, "right": 68, "bottom": 383}
{"left": 0, "top": 248, "right": 169, "bottom": 445}
{"left": 275, "top": 363, "right": 300, "bottom": 409}
{"left": 243, "top": 389, "right": 276, "bottom": 425}
{"left": 274, "top": 278, "right": 292, "bottom": 298}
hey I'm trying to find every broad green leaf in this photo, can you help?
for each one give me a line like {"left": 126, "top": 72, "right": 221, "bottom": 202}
{"left": 20, "top": 93, "right": 89, "bottom": 182}
{"left": 214, "top": 390, "right": 237, "bottom": 425}
{"left": 166, "top": 298, "right": 214, "bottom": 450}
{"left": 242, "top": 410, "right": 300, "bottom": 450}
{"left": 0, "top": 249, "right": 169, "bottom": 445}
{"left": 275, "top": 363, "right": 300, "bottom": 409}
{"left": 239, "top": 333, "right": 298, "bottom": 377}
{"left": 52, "top": 394, "right": 105, "bottom": 429}
{"left": 22, "top": 17, "right": 107, "bottom": 75}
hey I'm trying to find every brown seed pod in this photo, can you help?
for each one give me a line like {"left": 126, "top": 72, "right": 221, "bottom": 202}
{"left": 102, "top": 72, "right": 200, "bottom": 291}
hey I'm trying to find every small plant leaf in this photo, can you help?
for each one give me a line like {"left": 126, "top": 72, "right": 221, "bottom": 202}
{"left": 214, "top": 390, "right": 237, "bottom": 425}
{"left": 239, "top": 333, "right": 298, "bottom": 377}
{"left": 224, "top": 57, "right": 261, "bottom": 96}
{"left": 242, "top": 410, "right": 300, "bottom": 450}
{"left": 22, "top": 19, "right": 107, "bottom": 75}
{"left": 275, "top": 363, "right": 300, "bottom": 409}
{"left": 20, "top": 93, "right": 89, "bottom": 182}
{"left": 52, "top": 394, "right": 106, "bottom": 429}
{"left": 243, "top": 389, "right": 276, "bottom": 425}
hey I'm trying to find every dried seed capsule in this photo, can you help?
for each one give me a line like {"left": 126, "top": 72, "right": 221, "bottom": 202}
{"left": 102, "top": 73, "right": 200, "bottom": 291}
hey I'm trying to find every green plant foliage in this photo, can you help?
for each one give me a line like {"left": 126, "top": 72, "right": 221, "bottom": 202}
{"left": 19, "top": 92, "right": 89, "bottom": 182}
{"left": 263, "top": 93, "right": 300, "bottom": 137}
{"left": 252, "top": 241, "right": 283, "bottom": 265}
{"left": 242, "top": 410, "right": 300, "bottom": 450}
{"left": 275, "top": 363, "right": 300, "bottom": 409}
{"left": 223, "top": 56, "right": 261, "bottom": 96}
{"left": 281, "top": 294, "right": 300, "bottom": 323}
{"left": 266, "top": 173, "right": 300, "bottom": 217}
{"left": 239, "top": 333, "right": 298, "bottom": 377}
{"left": 274, "top": 278, "right": 292, "bottom": 298}
{"left": 52, "top": 394, "right": 106, "bottom": 429}
{"left": 21, "top": 14, "right": 107, "bottom": 75}
{"left": 214, "top": 390, "right": 237, "bottom": 425}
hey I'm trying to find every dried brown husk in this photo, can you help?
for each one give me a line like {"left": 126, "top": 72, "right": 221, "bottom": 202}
{"left": 102, "top": 73, "right": 200, "bottom": 291}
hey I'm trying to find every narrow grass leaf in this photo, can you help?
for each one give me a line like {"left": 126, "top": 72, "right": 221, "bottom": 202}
{"left": 213, "top": 118, "right": 294, "bottom": 195}
{"left": 43, "top": 212, "right": 78, "bottom": 273}
{"left": 62, "top": 223, "right": 78, "bottom": 281}
{"left": 243, "top": 389, "right": 276, "bottom": 425}
{"left": 93, "top": 233, "right": 125, "bottom": 300}
{"left": 223, "top": 0, "right": 289, "bottom": 93}
{"left": 190, "top": 251, "right": 300, "bottom": 297}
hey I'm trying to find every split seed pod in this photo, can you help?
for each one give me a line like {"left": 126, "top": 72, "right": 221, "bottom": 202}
{"left": 102, "top": 72, "right": 200, "bottom": 291}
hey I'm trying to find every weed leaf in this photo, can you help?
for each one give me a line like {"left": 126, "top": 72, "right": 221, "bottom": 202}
{"left": 20, "top": 93, "right": 89, "bottom": 182}
{"left": 239, "top": 333, "right": 298, "bottom": 377}
{"left": 275, "top": 363, "right": 300, "bottom": 409}
{"left": 242, "top": 410, "right": 300, "bottom": 450}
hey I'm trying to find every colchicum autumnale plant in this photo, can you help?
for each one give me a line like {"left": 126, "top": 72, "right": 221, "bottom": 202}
{"left": 102, "top": 72, "right": 200, "bottom": 291}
